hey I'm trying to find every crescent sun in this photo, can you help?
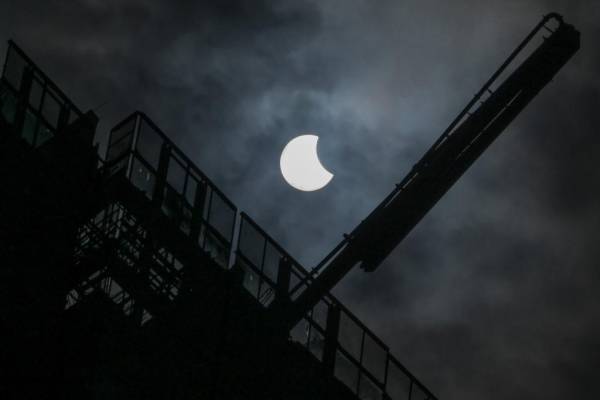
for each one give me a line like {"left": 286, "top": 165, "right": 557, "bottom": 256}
{"left": 280, "top": 134, "right": 334, "bottom": 192}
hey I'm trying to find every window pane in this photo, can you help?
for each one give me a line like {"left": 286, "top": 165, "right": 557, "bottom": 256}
{"left": 161, "top": 185, "right": 183, "bottom": 221}
{"left": 289, "top": 270, "right": 307, "bottom": 301}
{"left": 29, "top": 78, "right": 43, "bottom": 110}
{"left": 179, "top": 203, "right": 192, "bottom": 235}
{"left": 362, "top": 333, "right": 387, "bottom": 384}
{"left": 110, "top": 117, "right": 135, "bottom": 147}
{"left": 4, "top": 47, "right": 26, "bottom": 90}
{"left": 411, "top": 384, "right": 431, "bottom": 400}
{"left": 130, "top": 157, "right": 156, "bottom": 199}
{"left": 386, "top": 360, "right": 411, "bottom": 400}
{"left": 107, "top": 133, "right": 133, "bottom": 163}
{"left": 207, "top": 191, "right": 235, "bottom": 242}
{"left": 167, "top": 157, "right": 186, "bottom": 194}
{"left": 262, "top": 242, "right": 283, "bottom": 283}
{"left": 335, "top": 350, "right": 359, "bottom": 393}
{"left": 240, "top": 257, "right": 259, "bottom": 298}
{"left": 308, "top": 325, "right": 325, "bottom": 361}
{"left": 42, "top": 91, "right": 61, "bottom": 128}
{"left": 68, "top": 110, "right": 79, "bottom": 125}
{"left": 0, "top": 88, "right": 18, "bottom": 124}
{"left": 36, "top": 121, "right": 54, "bottom": 147}
{"left": 22, "top": 108, "right": 38, "bottom": 145}
{"left": 338, "top": 311, "right": 363, "bottom": 360}
{"left": 311, "top": 299, "right": 329, "bottom": 329}
{"left": 359, "top": 373, "right": 382, "bottom": 400}
{"left": 185, "top": 174, "right": 198, "bottom": 207}
{"left": 238, "top": 218, "right": 265, "bottom": 268}
{"left": 136, "top": 120, "right": 163, "bottom": 169}
{"left": 203, "top": 228, "right": 230, "bottom": 268}
{"left": 290, "top": 318, "right": 310, "bottom": 347}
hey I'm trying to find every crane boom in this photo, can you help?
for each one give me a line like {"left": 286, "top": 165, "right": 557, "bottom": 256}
{"left": 275, "top": 13, "right": 579, "bottom": 330}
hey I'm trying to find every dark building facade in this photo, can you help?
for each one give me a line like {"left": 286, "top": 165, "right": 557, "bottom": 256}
{"left": 0, "top": 41, "right": 436, "bottom": 400}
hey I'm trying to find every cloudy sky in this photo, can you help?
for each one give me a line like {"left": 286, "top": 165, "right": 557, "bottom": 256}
{"left": 2, "top": 0, "right": 599, "bottom": 398}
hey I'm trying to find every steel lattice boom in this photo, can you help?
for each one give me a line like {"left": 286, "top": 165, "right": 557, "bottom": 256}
{"left": 279, "top": 13, "right": 580, "bottom": 330}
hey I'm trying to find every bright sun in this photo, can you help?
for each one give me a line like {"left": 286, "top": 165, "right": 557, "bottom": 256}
{"left": 280, "top": 134, "right": 334, "bottom": 192}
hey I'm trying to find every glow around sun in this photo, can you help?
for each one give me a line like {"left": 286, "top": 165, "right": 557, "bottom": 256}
{"left": 280, "top": 134, "right": 334, "bottom": 192}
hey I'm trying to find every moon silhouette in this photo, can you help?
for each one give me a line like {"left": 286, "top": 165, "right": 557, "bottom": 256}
{"left": 280, "top": 134, "right": 334, "bottom": 191}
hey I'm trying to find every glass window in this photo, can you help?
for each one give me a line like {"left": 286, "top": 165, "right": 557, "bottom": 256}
{"left": 410, "top": 384, "right": 431, "bottom": 400}
{"left": 167, "top": 157, "right": 186, "bottom": 194}
{"left": 207, "top": 190, "right": 235, "bottom": 243}
{"left": 362, "top": 333, "right": 387, "bottom": 384}
{"left": 338, "top": 311, "right": 364, "bottom": 360}
{"left": 110, "top": 117, "right": 135, "bottom": 147}
{"left": 22, "top": 108, "right": 38, "bottom": 145}
{"left": 289, "top": 270, "right": 308, "bottom": 301}
{"left": 308, "top": 325, "right": 325, "bottom": 361}
{"left": 238, "top": 217, "right": 265, "bottom": 268}
{"left": 290, "top": 318, "right": 310, "bottom": 347}
{"left": 68, "top": 109, "right": 79, "bottom": 125}
{"left": 161, "top": 184, "right": 183, "bottom": 220}
{"left": 36, "top": 121, "right": 54, "bottom": 147}
{"left": 3, "top": 47, "right": 27, "bottom": 90}
{"left": 240, "top": 257, "right": 260, "bottom": 298}
{"left": 179, "top": 203, "right": 192, "bottom": 235}
{"left": 130, "top": 157, "right": 156, "bottom": 199}
{"left": 203, "top": 228, "right": 230, "bottom": 268}
{"left": 262, "top": 242, "right": 283, "bottom": 283}
{"left": 108, "top": 279, "right": 123, "bottom": 298}
{"left": 311, "top": 300, "right": 329, "bottom": 329}
{"left": 107, "top": 132, "right": 133, "bottom": 163}
{"left": 385, "top": 360, "right": 411, "bottom": 400}
{"left": 335, "top": 350, "right": 360, "bottom": 393}
{"left": 136, "top": 119, "right": 163, "bottom": 169}
{"left": 358, "top": 373, "right": 382, "bottom": 400}
{"left": 141, "top": 309, "right": 153, "bottom": 326}
{"left": 0, "top": 88, "right": 18, "bottom": 124}
{"left": 28, "top": 78, "right": 43, "bottom": 110}
{"left": 41, "top": 91, "right": 61, "bottom": 128}
{"left": 185, "top": 174, "right": 199, "bottom": 207}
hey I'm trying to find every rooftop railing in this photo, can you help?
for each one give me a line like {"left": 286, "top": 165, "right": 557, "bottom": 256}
{"left": 237, "top": 213, "right": 436, "bottom": 400}
{"left": 0, "top": 40, "right": 83, "bottom": 147}
{"left": 101, "top": 110, "right": 437, "bottom": 400}
{"left": 105, "top": 111, "right": 237, "bottom": 269}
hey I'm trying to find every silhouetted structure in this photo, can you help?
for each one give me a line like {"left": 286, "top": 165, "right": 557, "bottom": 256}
{"left": 0, "top": 13, "right": 578, "bottom": 400}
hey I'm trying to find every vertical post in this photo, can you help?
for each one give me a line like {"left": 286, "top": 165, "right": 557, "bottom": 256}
{"left": 12, "top": 66, "right": 33, "bottom": 137}
{"left": 152, "top": 142, "right": 171, "bottom": 206}
{"left": 275, "top": 256, "right": 291, "bottom": 303}
{"left": 268, "top": 257, "right": 292, "bottom": 340}
{"left": 322, "top": 303, "right": 341, "bottom": 376}
{"left": 56, "top": 105, "right": 70, "bottom": 133}
{"left": 356, "top": 330, "right": 366, "bottom": 393}
{"left": 189, "top": 181, "right": 207, "bottom": 243}
{"left": 383, "top": 353, "right": 390, "bottom": 393}
{"left": 133, "top": 234, "right": 155, "bottom": 327}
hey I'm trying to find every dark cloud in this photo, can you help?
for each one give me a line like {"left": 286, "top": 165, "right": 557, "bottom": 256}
{"left": 1, "top": 0, "right": 599, "bottom": 399}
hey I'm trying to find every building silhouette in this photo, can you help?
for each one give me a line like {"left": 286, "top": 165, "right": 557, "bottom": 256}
{"left": 0, "top": 13, "right": 578, "bottom": 400}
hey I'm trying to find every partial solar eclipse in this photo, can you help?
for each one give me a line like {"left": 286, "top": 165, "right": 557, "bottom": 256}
{"left": 280, "top": 134, "right": 333, "bottom": 191}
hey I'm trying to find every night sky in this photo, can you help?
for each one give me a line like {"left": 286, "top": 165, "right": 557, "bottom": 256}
{"left": 2, "top": 1, "right": 599, "bottom": 398}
